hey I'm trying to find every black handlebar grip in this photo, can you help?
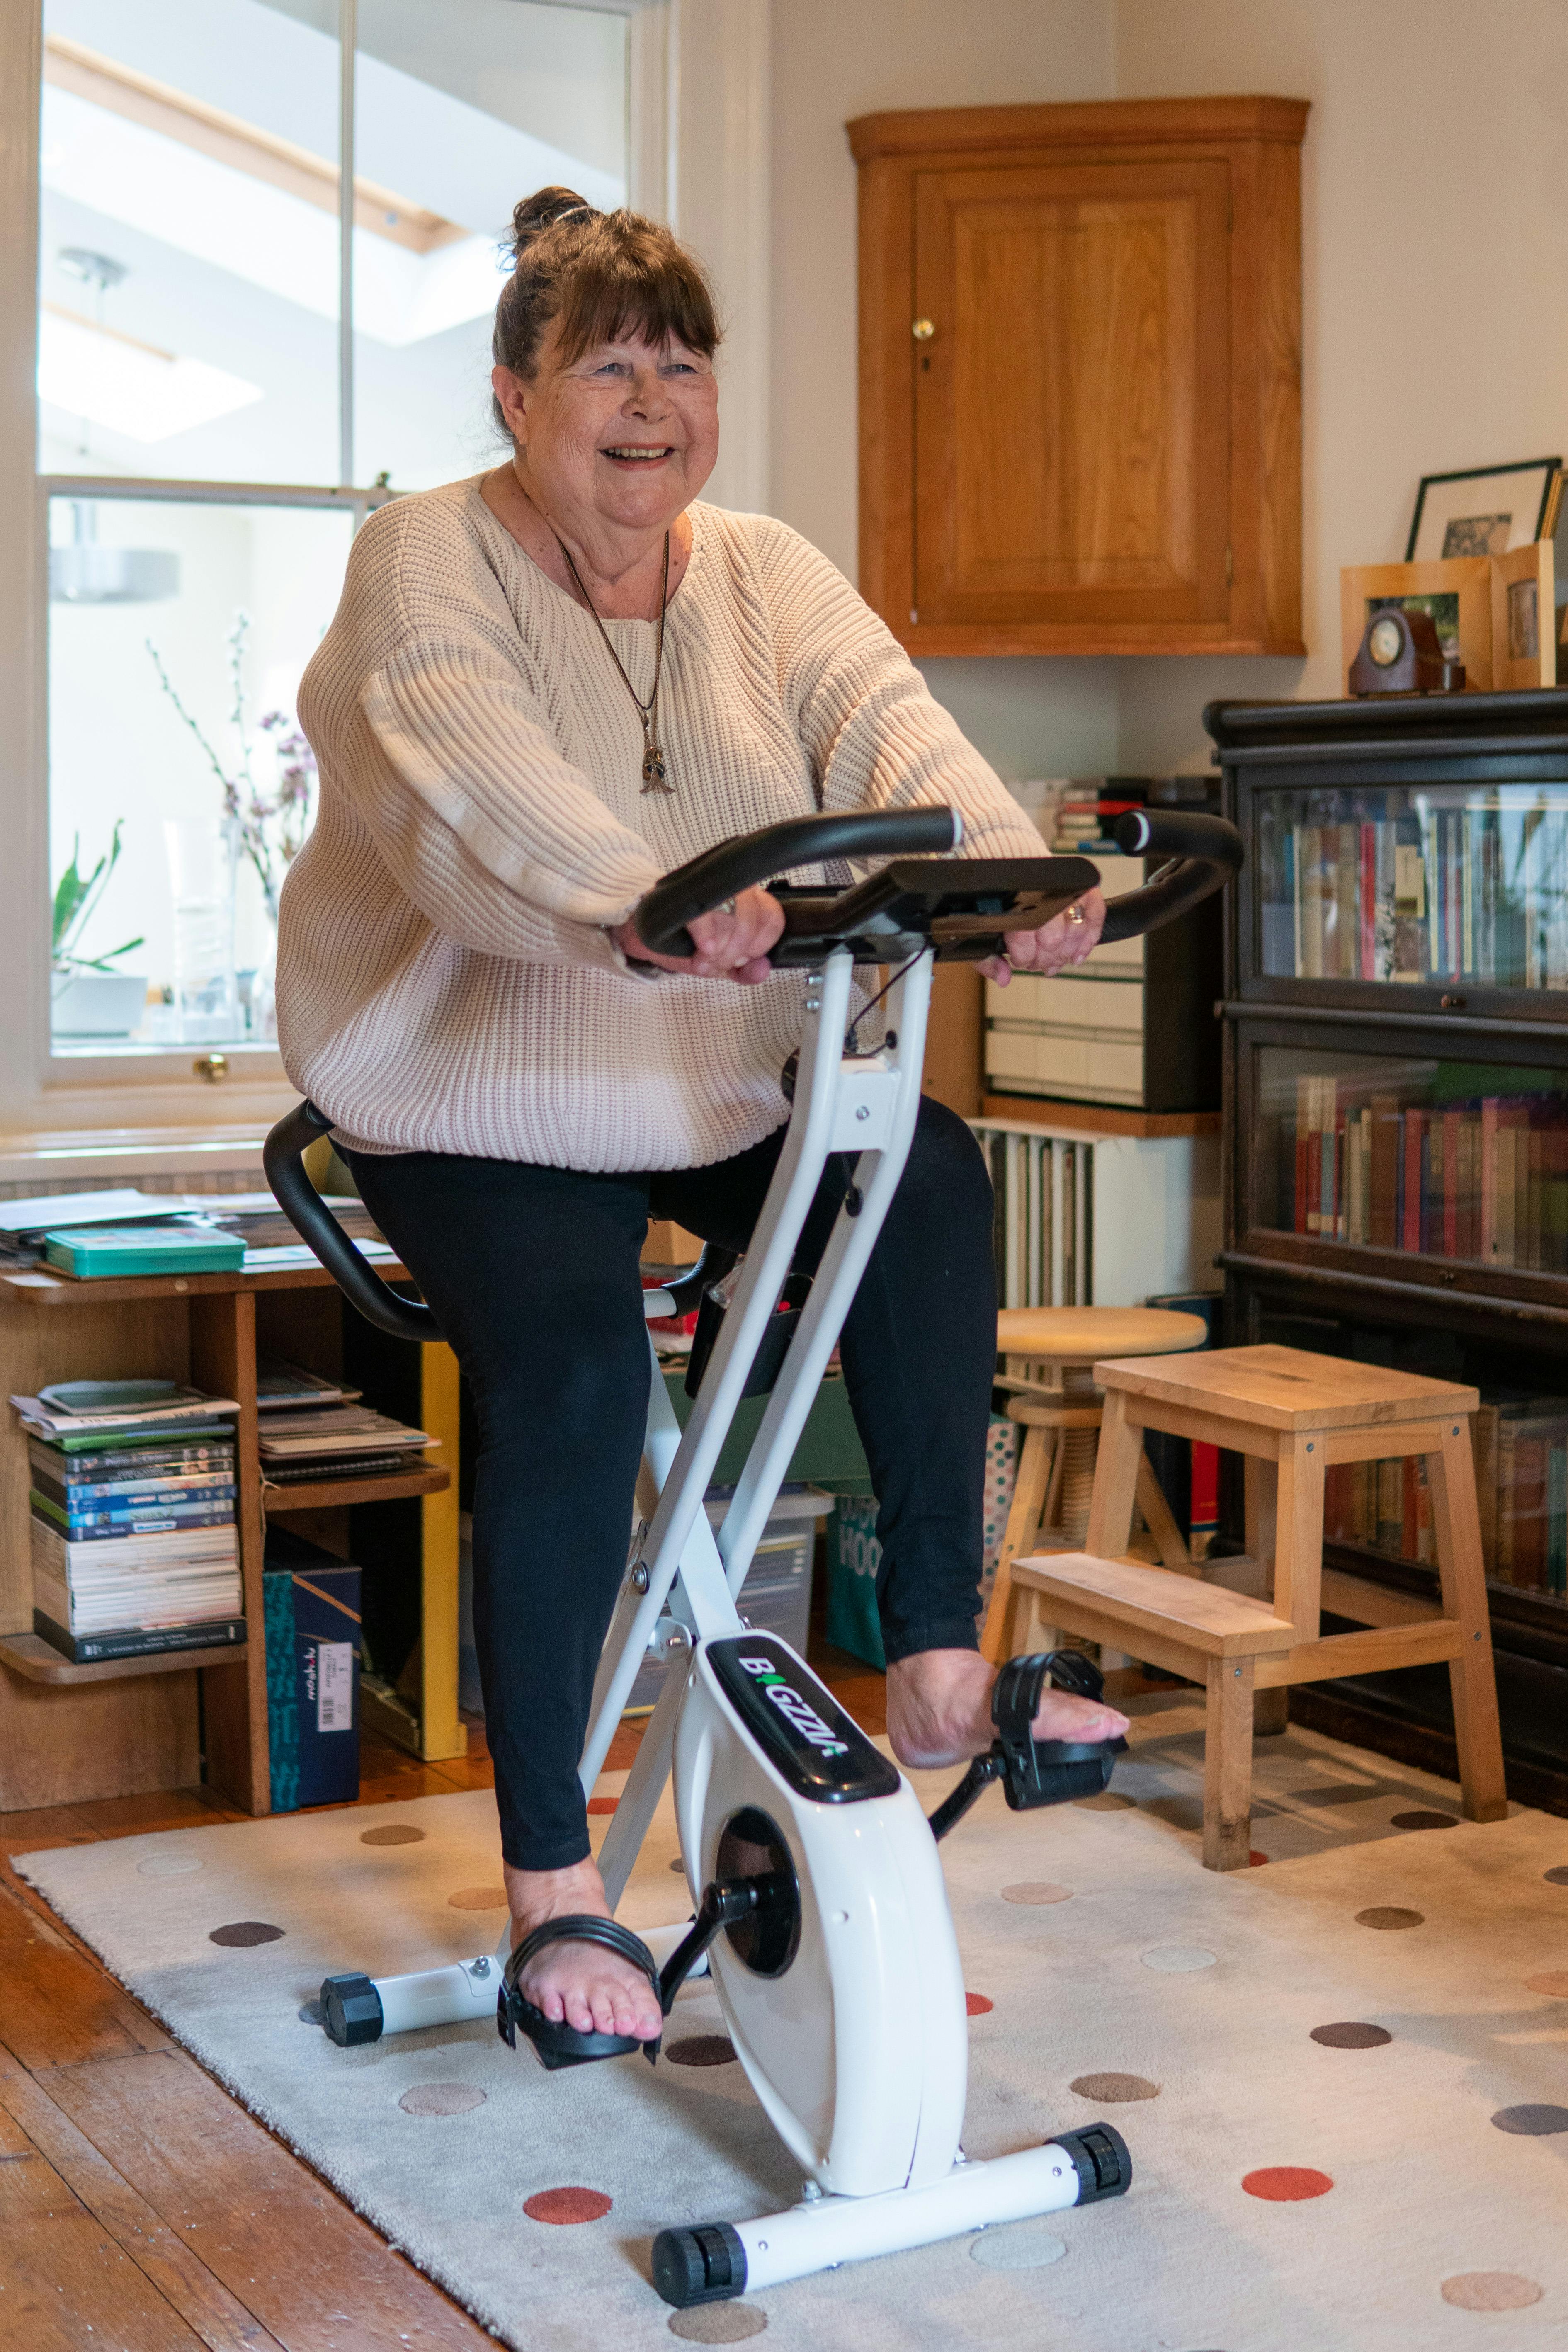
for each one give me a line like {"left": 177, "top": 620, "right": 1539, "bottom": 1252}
{"left": 633, "top": 807, "right": 963, "bottom": 960}
{"left": 262, "top": 1102, "right": 443, "bottom": 1345}
{"left": 1097, "top": 808, "right": 1243, "bottom": 945}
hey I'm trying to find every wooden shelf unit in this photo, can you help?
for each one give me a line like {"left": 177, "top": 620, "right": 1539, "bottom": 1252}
{"left": 0, "top": 1260, "right": 459, "bottom": 1814}
{"left": 1214, "top": 687, "right": 1568, "bottom": 1806}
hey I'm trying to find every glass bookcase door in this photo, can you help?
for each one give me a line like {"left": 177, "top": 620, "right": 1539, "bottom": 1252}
{"left": 1252, "top": 1042, "right": 1568, "bottom": 1273}
{"left": 1255, "top": 781, "right": 1568, "bottom": 993}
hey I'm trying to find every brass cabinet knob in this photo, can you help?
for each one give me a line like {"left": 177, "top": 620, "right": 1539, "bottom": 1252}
{"left": 192, "top": 1053, "right": 229, "bottom": 1083}
{"left": 911, "top": 318, "right": 935, "bottom": 340}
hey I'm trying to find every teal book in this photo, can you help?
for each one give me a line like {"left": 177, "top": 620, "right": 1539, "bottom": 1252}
{"left": 42, "top": 1225, "right": 246, "bottom": 1278}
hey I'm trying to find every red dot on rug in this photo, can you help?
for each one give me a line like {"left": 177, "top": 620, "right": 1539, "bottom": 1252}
{"left": 1249, "top": 1851, "right": 1269, "bottom": 1866}
{"left": 1524, "top": 1970, "right": 1568, "bottom": 1998}
{"left": 1243, "top": 2166, "right": 1333, "bottom": 2202}
{"left": 586, "top": 1797, "right": 618, "bottom": 1815}
{"left": 966, "top": 1992, "right": 993, "bottom": 2016}
{"left": 524, "top": 2186, "right": 613, "bottom": 2225}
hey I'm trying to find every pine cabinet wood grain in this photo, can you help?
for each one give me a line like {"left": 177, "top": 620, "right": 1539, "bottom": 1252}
{"left": 850, "top": 96, "right": 1309, "bottom": 658}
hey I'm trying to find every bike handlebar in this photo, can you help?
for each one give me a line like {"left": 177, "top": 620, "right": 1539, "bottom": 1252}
{"left": 1098, "top": 808, "right": 1244, "bottom": 943}
{"left": 633, "top": 808, "right": 963, "bottom": 959}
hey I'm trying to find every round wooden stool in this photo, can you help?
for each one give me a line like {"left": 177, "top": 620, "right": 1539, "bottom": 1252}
{"left": 983, "top": 1305, "right": 1208, "bottom": 1664}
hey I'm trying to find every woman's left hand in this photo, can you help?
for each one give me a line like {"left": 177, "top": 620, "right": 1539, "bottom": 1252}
{"left": 978, "top": 887, "right": 1106, "bottom": 988}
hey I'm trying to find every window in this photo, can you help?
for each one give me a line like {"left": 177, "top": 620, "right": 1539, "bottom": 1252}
{"left": 38, "top": 0, "right": 630, "bottom": 1058}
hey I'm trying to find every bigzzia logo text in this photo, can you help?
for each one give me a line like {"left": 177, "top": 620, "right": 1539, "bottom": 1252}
{"left": 739, "top": 1655, "right": 849, "bottom": 1758}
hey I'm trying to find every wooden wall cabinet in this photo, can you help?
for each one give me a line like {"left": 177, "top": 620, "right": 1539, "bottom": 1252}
{"left": 850, "top": 97, "right": 1308, "bottom": 658}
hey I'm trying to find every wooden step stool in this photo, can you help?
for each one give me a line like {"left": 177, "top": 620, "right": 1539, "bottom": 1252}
{"left": 980, "top": 1305, "right": 1208, "bottom": 1666}
{"left": 1009, "top": 1343, "right": 1508, "bottom": 1869}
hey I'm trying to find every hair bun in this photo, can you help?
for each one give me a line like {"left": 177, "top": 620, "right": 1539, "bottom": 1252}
{"left": 510, "top": 187, "right": 595, "bottom": 256}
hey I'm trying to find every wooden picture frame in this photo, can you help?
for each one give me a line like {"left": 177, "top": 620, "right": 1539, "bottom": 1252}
{"left": 1490, "top": 539, "right": 1556, "bottom": 689}
{"left": 1340, "top": 558, "right": 1493, "bottom": 694}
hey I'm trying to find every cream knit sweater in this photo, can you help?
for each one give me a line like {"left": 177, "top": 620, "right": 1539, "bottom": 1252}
{"left": 278, "top": 479, "right": 1043, "bottom": 1171}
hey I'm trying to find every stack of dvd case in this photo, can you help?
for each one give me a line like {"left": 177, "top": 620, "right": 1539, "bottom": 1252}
{"left": 13, "top": 1381, "right": 243, "bottom": 1664}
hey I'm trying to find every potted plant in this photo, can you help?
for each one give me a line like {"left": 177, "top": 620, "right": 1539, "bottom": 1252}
{"left": 51, "top": 822, "right": 148, "bottom": 1038}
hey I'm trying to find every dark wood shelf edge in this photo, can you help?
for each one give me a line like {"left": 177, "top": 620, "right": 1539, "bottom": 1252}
{"left": 262, "top": 1466, "right": 450, "bottom": 1512}
{"left": 981, "top": 1093, "right": 1221, "bottom": 1138}
{"left": 1218, "top": 1250, "right": 1568, "bottom": 1330}
{"left": 1285, "top": 1681, "right": 1568, "bottom": 1823}
{"left": 0, "top": 1630, "right": 248, "bottom": 1685}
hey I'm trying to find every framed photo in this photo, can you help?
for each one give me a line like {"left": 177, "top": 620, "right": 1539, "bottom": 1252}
{"left": 1490, "top": 539, "right": 1556, "bottom": 689}
{"left": 1340, "top": 558, "right": 1493, "bottom": 693}
{"left": 1405, "top": 459, "right": 1562, "bottom": 562}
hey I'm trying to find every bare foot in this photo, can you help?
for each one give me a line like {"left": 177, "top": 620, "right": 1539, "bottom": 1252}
{"left": 503, "top": 1856, "right": 663, "bottom": 2042}
{"left": 886, "top": 1647, "right": 1130, "bottom": 1772}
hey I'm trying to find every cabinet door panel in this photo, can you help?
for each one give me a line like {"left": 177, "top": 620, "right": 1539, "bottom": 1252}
{"left": 914, "top": 160, "right": 1231, "bottom": 626}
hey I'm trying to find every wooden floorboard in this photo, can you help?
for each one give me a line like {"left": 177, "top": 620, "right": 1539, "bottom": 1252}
{"left": 0, "top": 2041, "right": 286, "bottom": 2352}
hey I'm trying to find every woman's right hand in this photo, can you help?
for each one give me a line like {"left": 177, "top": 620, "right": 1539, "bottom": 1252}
{"left": 613, "top": 884, "right": 784, "bottom": 984}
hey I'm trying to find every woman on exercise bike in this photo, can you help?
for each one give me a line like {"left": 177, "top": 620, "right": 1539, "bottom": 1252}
{"left": 277, "top": 187, "right": 1129, "bottom": 2054}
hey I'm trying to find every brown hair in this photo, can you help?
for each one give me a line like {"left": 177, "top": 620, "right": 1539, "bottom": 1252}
{"left": 491, "top": 187, "right": 721, "bottom": 430}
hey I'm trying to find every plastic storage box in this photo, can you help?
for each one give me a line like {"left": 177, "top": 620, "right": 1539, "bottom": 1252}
{"left": 625, "top": 1483, "right": 829, "bottom": 1712}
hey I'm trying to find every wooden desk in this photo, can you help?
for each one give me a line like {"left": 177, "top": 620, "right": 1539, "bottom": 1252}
{"left": 0, "top": 1258, "right": 460, "bottom": 1815}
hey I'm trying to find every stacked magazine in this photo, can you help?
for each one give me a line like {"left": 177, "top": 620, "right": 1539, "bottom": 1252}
{"left": 257, "top": 1359, "right": 435, "bottom": 1487}
{"left": 14, "top": 1381, "right": 243, "bottom": 1664}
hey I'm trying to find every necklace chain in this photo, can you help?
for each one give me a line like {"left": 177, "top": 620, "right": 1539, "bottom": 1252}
{"left": 554, "top": 531, "right": 673, "bottom": 794}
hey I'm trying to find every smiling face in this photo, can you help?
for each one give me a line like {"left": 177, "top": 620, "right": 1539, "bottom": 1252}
{"left": 493, "top": 322, "right": 719, "bottom": 552}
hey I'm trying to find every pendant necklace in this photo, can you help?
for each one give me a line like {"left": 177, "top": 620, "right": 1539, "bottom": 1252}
{"left": 555, "top": 529, "right": 673, "bottom": 794}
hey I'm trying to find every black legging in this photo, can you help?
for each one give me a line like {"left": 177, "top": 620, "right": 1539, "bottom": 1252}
{"left": 345, "top": 1095, "right": 996, "bottom": 1871}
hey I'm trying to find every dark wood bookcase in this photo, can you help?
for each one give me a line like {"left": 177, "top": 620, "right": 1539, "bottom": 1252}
{"left": 1212, "top": 687, "right": 1568, "bottom": 1811}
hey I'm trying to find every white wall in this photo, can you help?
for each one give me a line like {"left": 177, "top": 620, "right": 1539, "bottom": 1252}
{"left": 768, "top": 0, "right": 1123, "bottom": 782}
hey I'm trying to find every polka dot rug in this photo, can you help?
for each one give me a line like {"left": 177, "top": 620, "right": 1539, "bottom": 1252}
{"left": 14, "top": 1706, "right": 1567, "bottom": 2352}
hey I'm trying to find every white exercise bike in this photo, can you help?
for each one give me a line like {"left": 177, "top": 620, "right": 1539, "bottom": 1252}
{"left": 265, "top": 801, "right": 1241, "bottom": 2311}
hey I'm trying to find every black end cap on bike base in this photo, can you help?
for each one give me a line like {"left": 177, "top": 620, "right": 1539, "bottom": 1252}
{"left": 1055, "top": 2121, "right": 1132, "bottom": 2203}
{"left": 651, "top": 2220, "right": 748, "bottom": 2307}
{"left": 320, "top": 1971, "right": 384, "bottom": 2047}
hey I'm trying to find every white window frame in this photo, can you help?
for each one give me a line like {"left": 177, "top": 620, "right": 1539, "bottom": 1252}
{"left": 0, "top": 0, "right": 769, "bottom": 1164}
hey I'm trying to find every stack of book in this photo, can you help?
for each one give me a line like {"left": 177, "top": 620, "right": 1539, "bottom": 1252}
{"left": 13, "top": 1381, "right": 243, "bottom": 1664}
{"left": 1284, "top": 1078, "right": 1568, "bottom": 1269}
{"left": 178, "top": 1192, "right": 396, "bottom": 1273}
{"left": 256, "top": 1360, "right": 436, "bottom": 1487}
{"left": 1048, "top": 777, "right": 1150, "bottom": 852}
{"left": 1325, "top": 1396, "right": 1568, "bottom": 1600}
{"left": 1280, "top": 803, "right": 1568, "bottom": 990}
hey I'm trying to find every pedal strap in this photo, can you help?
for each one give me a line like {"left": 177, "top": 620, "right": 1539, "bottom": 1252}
{"left": 498, "top": 1916, "right": 663, "bottom": 2072}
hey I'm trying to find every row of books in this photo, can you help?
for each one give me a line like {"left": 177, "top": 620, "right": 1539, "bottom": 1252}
{"left": 1325, "top": 1398, "right": 1568, "bottom": 1598}
{"left": 15, "top": 1382, "right": 243, "bottom": 1663}
{"left": 1278, "top": 808, "right": 1568, "bottom": 990}
{"left": 1284, "top": 1079, "right": 1568, "bottom": 1270}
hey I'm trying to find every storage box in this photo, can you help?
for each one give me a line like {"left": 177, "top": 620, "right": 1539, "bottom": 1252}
{"left": 625, "top": 1485, "right": 828, "bottom": 1711}
{"left": 262, "top": 1532, "right": 361, "bottom": 1811}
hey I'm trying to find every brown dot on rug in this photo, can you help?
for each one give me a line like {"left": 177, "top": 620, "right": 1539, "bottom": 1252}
{"left": 1490, "top": 2104, "right": 1568, "bottom": 2136}
{"left": 667, "top": 2036, "right": 737, "bottom": 2068}
{"left": 1390, "top": 1810, "right": 1458, "bottom": 1831}
{"left": 1001, "top": 1882, "right": 1072, "bottom": 1905}
{"left": 399, "top": 2083, "right": 487, "bottom": 2116}
{"left": 1242, "top": 2166, "right": 1333, "bottom": 2201}
{"left": 1544, "top": 1866, "right": 1568, "bottom": 1886}
{"left": 966, "top": 1992, "right": 993, "bottom": 2016}
{"left": 1524, "top": 1970, "right": 1568, "bottom": 1997}
{"left": 1310, "top": 2022, "right": 1392, "bottom": 2049}
{"left": 447, "top": 1886, "right": 508, "bottom": 1910}
{"left": 670, "top": 1857, "right": 687, "bottom": 1873}
{"left": 667, "top": 2303, "right": 767, "bottom": 2342}
{"left": 524, "top": 2186, "right": 612, "bottom": 2224}
{"left": 208, "top": 1921, "right": 284, "bottom": 1947}
{"left": 1354, "top": 1906, "right": 1424, "bottom": 1930}
{"left": 1069, "top": 2072, "right": 1159, "bottom": 2102}
{"left": 1440, "top": 2272, "right": 1544, "bottom": 2311}
{"left": 361, "top": 1824, "right": 425, "bottom": 1846}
